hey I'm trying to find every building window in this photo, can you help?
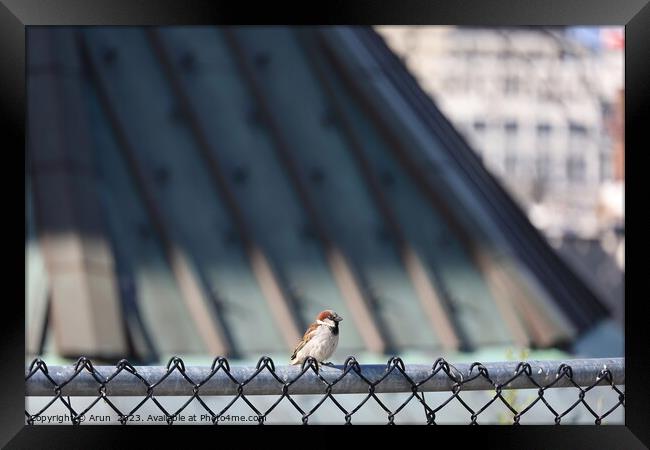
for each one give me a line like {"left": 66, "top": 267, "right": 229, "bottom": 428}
{"left": 600, "top": 151, "right": 613, "bottom": 182}
{"left": 600, "top": 100, "right": 613, "bottom": 118}
{"left": 536, "top": 122, "right": 552, "bottom": 151}
{"left": 505, "top": 121, "right": 518, "bottom": 134}
{"left": 569, "top": 121, "right": 588, "bottom": 136}
{"left": 537, "top": 123, "right": 552, "bottom": 136}
{"left": 567, "top": 155, "right": 586, "bottom": 184}
{"left": 536, "top": 154, "right": 551, "bottom": 181}
{"left": 504, "top": 121, "right": 518, "bottom": 158}
{"left": 568, "top": 122, "right": 588, "bottom": 153}
{"left": 560, "top": 49, "right": 577, "bottom": 60}
{"left": 504, "top": 76, "right": 519, "bottom": 95}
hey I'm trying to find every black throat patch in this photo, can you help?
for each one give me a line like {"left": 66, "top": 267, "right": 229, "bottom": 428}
{"left": 331, "top": 321, "right": 339, "bottom": 336}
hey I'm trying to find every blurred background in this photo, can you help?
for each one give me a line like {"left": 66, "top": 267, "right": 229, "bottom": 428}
{"left": 377, "top": 26, "right": 624, "bottom": 318}
{"left": 26, "top": 26, "right": 624, "bottom": 367}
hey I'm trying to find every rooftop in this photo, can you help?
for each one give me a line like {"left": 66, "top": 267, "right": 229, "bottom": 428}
{"left": 26, "top": 26, "right": 615, "bottom": 364}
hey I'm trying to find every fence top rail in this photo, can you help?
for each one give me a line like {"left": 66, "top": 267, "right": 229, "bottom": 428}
{"left": 25, "top": 356, "right": 624, "bottom": 397}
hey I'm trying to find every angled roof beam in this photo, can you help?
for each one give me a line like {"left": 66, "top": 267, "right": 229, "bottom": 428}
{"left": 28, "top": 28, "right": 128, "bottom": 359}
{"left": 78, "top": 32, "right": 231, "bottom": 357}
{"left": 317, "top": 27, "right": 534, "bottom": 349}
{"left": 353, "top": 28, "right": 581, "bottom": 345}
{"left": 146, "top": 28, "right": 302, "bottom": 352}
{"left": 357, "top": 29, "right": 601, "bottom": 334}
{"left": 222, "top": 27, "right": 389, "bottom": 355}
{"left": 299, "top": 31, "right": 465, "bottom": 352}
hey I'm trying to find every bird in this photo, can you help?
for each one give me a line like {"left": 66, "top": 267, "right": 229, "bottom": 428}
{"left": 290, "top": 310, "right": 343, "bottom": 367}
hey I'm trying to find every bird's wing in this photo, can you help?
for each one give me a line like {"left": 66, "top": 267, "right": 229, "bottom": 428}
{"left": 290, "top": 323, "right": 319, "bottom": 361}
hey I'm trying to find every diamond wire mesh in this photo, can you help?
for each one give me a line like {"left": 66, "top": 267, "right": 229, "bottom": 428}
{"left": 25, "top": 356, "right": 624, "bottom": 425}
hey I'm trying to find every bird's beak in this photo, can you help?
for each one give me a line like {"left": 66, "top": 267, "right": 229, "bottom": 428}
{"left": 334, "top": 315, "right": 343, "bottom": 322}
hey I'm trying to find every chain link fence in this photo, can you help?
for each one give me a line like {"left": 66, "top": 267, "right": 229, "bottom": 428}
{"left": 25, "top": 356, "right": 624, "bottom": 425}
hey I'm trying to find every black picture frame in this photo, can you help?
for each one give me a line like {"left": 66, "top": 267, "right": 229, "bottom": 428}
{"left": 3, "top": 0, "right": 647, "bottom": 447}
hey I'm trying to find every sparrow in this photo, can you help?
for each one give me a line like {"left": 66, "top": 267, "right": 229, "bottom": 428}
{"left": 290, "top": 310, "right": 343, "bottom": 366}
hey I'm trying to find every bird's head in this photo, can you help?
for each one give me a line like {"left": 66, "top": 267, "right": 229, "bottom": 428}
{"left": 316, "top": 310, "right": 343, "bottom": 327}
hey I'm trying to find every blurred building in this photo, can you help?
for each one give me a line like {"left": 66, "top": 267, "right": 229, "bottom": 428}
{"left": 26, "top": 26, "right": 620, "bottom": 364}
{"left": 376, "top": 25, "right": 624, "bottom": 330}
{"left": 376, "top": 26, "right": 624, "bottom": 240}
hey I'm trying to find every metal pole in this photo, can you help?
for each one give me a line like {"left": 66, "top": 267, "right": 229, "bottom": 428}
{"left": 26, "top": 358, "right": 623, "bottom": 397}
